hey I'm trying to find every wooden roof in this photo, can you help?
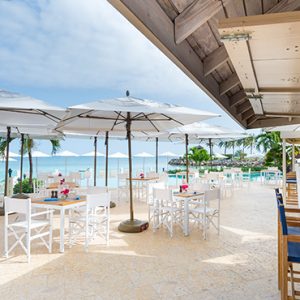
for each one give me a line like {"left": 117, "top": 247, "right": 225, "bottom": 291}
{"left": 108, "top": 0, "right": 300, "bottom": 129}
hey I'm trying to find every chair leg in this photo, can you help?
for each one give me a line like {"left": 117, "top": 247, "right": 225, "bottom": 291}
{"left": 26, "top": 230, "right": 31, "bottom": 263}
{"left": 278, "top": 213, "right": 282, "bottom": 290}
{"left": 281, "top": 239, "right": 288, "bottom": 300}
{"left": 4, "top": 215, "right": 8, "bottom": 258}
{"left": 289, "top": 263, "right": 296, "bottom": 300}
{"left": 49, "top": 214, "right": 53, "bottom": 253}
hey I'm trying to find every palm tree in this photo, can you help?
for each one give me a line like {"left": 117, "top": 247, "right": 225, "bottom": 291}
{"left": 188, "top": 146, "right": 210, "bottom": 166}
{"left": 218, "top": 140, "right": 231, "bottom": 155}
{"left": 255, "top": 131, "right": 281, "bottom": 153}
{"left": 0, "top": 137, "right": 61, "bottom": 191}
{"left": 244, "top": 134, "right": 256, "bottom": 154}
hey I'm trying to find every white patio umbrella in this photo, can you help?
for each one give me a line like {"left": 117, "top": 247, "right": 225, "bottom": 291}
{"left": 25, "top": 151, "right": 50, "bottom": 177}
{"left": 55, "top": 150, "right": 79, "bottom": 175}
{"left": 140, "top": 122, "right": 247, "bottom": 173}
{"left": 159, "top": 151, "right": 179, "bottom": 171}
{"left": 82, "top": 151, "right": 105, "bottom": 157}
{"left": 214, "top": 153, "right": 228, "bottom": 159}
{"left": 109, "top": 152, "right": 128, "bottom": 173}
{"left": 0, "top": 90, "right": 64, "bottom": 211}
{"left": 134, "top": 151, "right": 154, "bottom": 173}
{"left": 8, "top": 151, "right": 20, "bottom": 158}
{"left": 56, "top": 93, "right": 219, "bottom": 233}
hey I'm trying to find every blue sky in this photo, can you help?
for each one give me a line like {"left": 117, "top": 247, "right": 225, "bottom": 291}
{"left": 0, "top": 0, "right": 255, "bottom": 156}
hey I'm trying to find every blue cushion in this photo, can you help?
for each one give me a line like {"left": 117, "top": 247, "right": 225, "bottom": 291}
{"left": 288, "top": 241, "right": 300, "bottom": 263}
{"left": 44, "top": 198, "right": 58, "bottom": 201}
{"left": 286, "top": 179, "right": 297, "bottom": 184}
{"left": 288, "top": 226, "right": 300, "bottom": 235}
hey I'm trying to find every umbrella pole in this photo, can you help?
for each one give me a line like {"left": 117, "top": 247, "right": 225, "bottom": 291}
{"left": 185, "top": 134, "right": 189, "bottom": 183}
{"left": 209, "top": 138, "right": 213, "bottom": 170}
{"left": 118, "top": 112, "right": 148, "bottom": 233}
{"left": 94, "top": 136, "right": 97, "bottom": 186}
{"left": 1, "top": 127, "right": 11, "bottom": 215}
{"left": 20, "top": 134, "right": 24, "bottom": 193}
{"left": 105, "top": 132, "right": 109, "bottom": 187}
{"left": 155, "top": 137, "right": 158, "bottom": 173}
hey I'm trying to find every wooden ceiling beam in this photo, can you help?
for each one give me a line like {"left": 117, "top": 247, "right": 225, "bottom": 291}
{"left": 249, "top": 116, "right": 300, "bottom": 129}
{"left": 267, "top": 0, "right": 300, "bottom": 13}
{"left": 236, "top": 101, "right": 252, "bottom": 115}
{"left": 241, "top": 108, "right": 254, "bottom": 121}
{"left": 203, "top": 45, "right": 229, "bottom": 76}
{"left": 174, "top": 0, "right": 223, "bottom": 44}
{"left": 247, "top": 115, "right": 258, "bottom": 127}
{"left": 229, "top": 90, "right": 247, "bottom": 107}
{"left": 219, "top": 73, "right": 240, "bottom": 95}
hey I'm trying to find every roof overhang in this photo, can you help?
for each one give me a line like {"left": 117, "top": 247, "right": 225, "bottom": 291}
{"left": 108, "top": 0, "right": 300, "bottom": 129}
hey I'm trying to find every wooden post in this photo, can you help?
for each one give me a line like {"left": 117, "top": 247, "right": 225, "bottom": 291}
{"left": 127, "top": 113, "right": 134, "bottom": 220}
{"left": 93, "top": 136, "right": 97, "bottom": 186}
{"left": 105, "top": 131, "right": 109, "bottom": 187}
{"left": 185, "top": 134, "right": 189, "bottom": 183}
{"left": 209, "top": 138, "right": 213, "bottom": 170}
{"left": 155, "top": 137, "right": 158, "bottom": 173}
{"left": 4, "top": 127, "right": 11, "bottom": 197}
{"left": 20, "top": 134, "right": 24, "bottom": 193}
{"left": 282, "top": 139, "right": 287, "bottom": 203}
{"left": 292, "top": 144, "right": 295, "bottom": 172}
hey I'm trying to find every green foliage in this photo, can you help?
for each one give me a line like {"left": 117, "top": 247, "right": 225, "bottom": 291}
{"left": 188, "top": 146, "right": 210, "bottom": 166}
{"left": 13, "top": 178, "right": 34, "bottom": 194}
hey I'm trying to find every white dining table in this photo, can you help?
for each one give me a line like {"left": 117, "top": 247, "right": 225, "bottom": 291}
{"left": 174, "top": 191, "right": 204, "bottom": 236}
{"left": 32, "top": 197, "right": 86, "bottom": 253}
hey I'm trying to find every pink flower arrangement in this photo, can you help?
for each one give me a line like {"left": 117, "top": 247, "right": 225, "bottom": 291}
{"left": 182, "top": 184, "right": 188, "bottom": 191}
{"left": 61, "top": 188, "right": 69, "bottom": 195}
{"left": 60, "top": 178, "right": 65, "bottom": 185}
{"left": 140, "top": 172, "right": 144, "bottom": 179}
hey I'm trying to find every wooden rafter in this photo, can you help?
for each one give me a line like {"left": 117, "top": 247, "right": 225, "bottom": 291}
{"left": 236, "top": 101, "right": 252, "bottom": 115}
{"left": 267, "top": 0, "right": 300, "bottom": 13}
{"left": 229, "top": 90, "right": 247, "bottom": 107}
{"left": 203, "top": 45, "right": 229, "bottom": 76}
{"left": 219, "top": 73, "right": 240, "bottom": 95}
{"left": 174, "top": 0, "right": 224, "bottom": 44}
{"left": 241, "top": 108, "right": 254, "bottom": 121}
{"left": 250, "top": 117, "right": 300, "bottom": 129}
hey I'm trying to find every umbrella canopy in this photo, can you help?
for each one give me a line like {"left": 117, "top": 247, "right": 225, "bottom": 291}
{"left": 8, "top": 151, "right": 20, "bottom": 158}
{"left": 214, "top": 153, "right": 228, "bottom": 159}
{"left": 55, "top": 150, "right": 79, "bottom": 157}
{"left": 0, "top": 90, "right": 65, "bottom": 127}
{"left": 134, "top": 152, "right": 154, "bottom": 158}
{"left": 56, "top": 95, "right": 218, "bottom": 233}
{"left": 159, "top": 151, "right": 178, "bottom": 157}
{"left": 56, "top": 97, "right": 218, "bottom": 134}
{"left": 109, "top": 152, "right": 128, "bottom": 158}
{"left": 0, "top": 157, "right": 16, "bottom": 162}
{"left": 82, "top": 151, "right": 105, "bottom": 157}
{"left": 27, "top": 151, "right": 50, "bottom": 158}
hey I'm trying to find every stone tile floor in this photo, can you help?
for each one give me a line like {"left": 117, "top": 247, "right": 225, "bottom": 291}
{"left": 0, "top": 183, "right": 280, "bottom": 299}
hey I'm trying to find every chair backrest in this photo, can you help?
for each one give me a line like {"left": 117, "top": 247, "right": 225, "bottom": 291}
{"left": 153, "top": 187, "right": 173, "bottom": 206}
{"left": 147, "top": 171, "right": 158, "bottom": 178}
{"left": 276, "top": 194, "right": 288, "bottom": 236}
{"left": 204, "top": 188, "right": 221, "bottom": 207}
{"left": 4, "top": 197, "right": 31, "bottom": 215}
{"left": 86, "top": 192, "right": 110, "bottom": 209}
{"left": 87, "top": 186, "right": 108, "bottom": 194}
{"left": 189, "top": 182, "right": 210, "bottom": 192}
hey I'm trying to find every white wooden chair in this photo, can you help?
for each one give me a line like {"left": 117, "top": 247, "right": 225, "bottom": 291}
{"left": 69, "top": 192, "right": 110, "bottom": 249}
{"left": 147, "top": 182, "right": 166, "bottom": 223}
{"left": 152, "top": 188, "right": 182, "bottom": 237}
{"left": 4, "top": 196, "right": 53, "bottom": 263}
{"left": 189, "top": 188, "right": 221, "bottom": 240}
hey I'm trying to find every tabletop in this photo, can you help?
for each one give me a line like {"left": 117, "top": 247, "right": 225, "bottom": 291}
{"left": 127, "top": 177, "right": 159, "bottom": 181}
{"left": 174, "top": 191, "right": 204, "bottom": 198}
{"left": 47, "top": 182, "right": 79, "bottom": 189}
{"left": 32, "top": 196, "right": 86, "bottom": 207}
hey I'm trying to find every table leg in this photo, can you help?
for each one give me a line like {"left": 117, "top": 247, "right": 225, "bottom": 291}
{"left": 59, "top": 208, "right": 65, "bottom": 253}
{"left": 184, "top": 199, "right": 189, "bottom": 236}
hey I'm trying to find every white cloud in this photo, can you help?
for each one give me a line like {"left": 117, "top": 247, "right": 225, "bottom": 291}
{"left": 0, "top": 0, "right": 245, "bottom": 131}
